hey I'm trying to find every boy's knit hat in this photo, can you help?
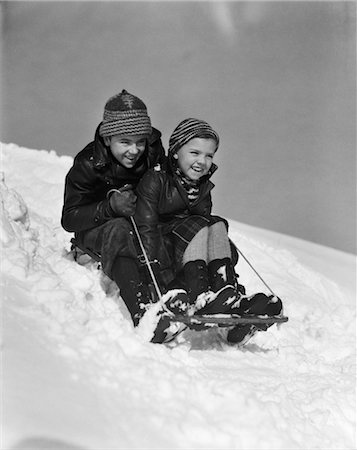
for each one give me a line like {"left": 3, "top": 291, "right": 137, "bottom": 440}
{"left": 168, "top": 118, "right": 220, "bottom": 155}
{"left": 99, "top": 89, "right": 152, "bottom": 138}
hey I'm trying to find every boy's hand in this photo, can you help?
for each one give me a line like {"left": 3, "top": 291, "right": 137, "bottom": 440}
{"left": 108, "top": 185, "right": 137, "bottom": 217}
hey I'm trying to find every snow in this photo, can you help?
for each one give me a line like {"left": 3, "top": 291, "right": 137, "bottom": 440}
{"left": 1, "top": 142, "right": 356, "bottom": 450}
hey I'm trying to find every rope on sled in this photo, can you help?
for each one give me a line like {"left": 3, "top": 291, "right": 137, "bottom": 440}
{"left": 130, "top": 216, "right": 163, "bottom": 301}
{"left": 234, "top": 245, "right": 277, "bottom": 298}
{"left": 107, "top": 186, "right": 163, "bottom": 301}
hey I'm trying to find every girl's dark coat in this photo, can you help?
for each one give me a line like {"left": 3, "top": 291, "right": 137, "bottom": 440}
{"left": 135, "top": 157, "right": 237, "bottom": 286}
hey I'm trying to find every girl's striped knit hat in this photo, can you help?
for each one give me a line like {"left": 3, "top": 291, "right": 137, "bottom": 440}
{"left": 168, "top": 118, "right": 220, "bottom": 155}
{"left": 99, "top": 89, "right": 152, "bottom": 138}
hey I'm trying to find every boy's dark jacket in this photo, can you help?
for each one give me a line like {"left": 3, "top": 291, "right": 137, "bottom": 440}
{"left": 61, "top": 124, "right": 165, "bottom": 233}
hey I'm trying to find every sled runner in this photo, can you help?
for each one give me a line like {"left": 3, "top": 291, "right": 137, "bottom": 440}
{"left": 169, "top": 314, "right": 288, "bottom": 330}
{"left": 70, "top": 238, "right": 101, "bottom": 264}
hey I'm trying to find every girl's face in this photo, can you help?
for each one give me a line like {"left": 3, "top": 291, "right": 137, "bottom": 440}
{"left": 104, "top": 134, "right": 147, "bottom": 168}
{"left": 174, "top": 138, "right": 216, "bottom": 181}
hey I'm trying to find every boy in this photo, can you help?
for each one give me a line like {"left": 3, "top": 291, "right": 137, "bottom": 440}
{"left": 61, "top": 89, "right": 166, "bottom": 327}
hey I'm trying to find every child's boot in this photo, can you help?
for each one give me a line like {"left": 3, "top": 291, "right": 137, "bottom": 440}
{"left": 230, "top": 292, "right": 283, "bottom": 316}
{"left": 150, "top": 289, "right": 190, "bottom": 344}
{"left": 112, "top": 256, "right": 189, "bottom": 343}
{"left": 111, "top": 256, "right": 154, "bottom": 325}
{"left": 196, "top": 258, "right": 243, "bottom": 314}
{"left": 183, "top": 260, "right": 211, "bottom": 307}
{"left": 227, "top": 293, "right": 283, "bottom": 345}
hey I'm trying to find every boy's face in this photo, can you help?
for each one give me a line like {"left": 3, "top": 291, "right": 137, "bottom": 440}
{"left": 104, "top": 134, "right": 147, "bottom": 168}
{"left": 174, "top": 138, "right": 216, "bottom": 181}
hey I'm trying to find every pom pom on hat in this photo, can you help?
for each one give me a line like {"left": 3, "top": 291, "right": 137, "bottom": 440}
{"left": 168, "top": 118, "right": 219, "bottom": 155}
{"left": 99, "top": 89, "right": 152, "bottom": 137}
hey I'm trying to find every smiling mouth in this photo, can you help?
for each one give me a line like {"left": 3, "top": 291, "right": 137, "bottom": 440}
{"left": 125, "top": 156, "right": 137, "bottom": 163}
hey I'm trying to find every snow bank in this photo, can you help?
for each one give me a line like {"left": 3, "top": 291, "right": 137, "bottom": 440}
{"left": 1, "top": 142, "right": 355, "bottom": 449}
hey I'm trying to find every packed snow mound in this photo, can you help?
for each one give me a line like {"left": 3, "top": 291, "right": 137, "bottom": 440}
{"left": 1, "top": 142, "right": 356, "bottom": 450}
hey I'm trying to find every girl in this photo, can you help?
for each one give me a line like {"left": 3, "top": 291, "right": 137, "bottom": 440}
{"left": 135, "top": 118, "right": 282, "bottom": 343}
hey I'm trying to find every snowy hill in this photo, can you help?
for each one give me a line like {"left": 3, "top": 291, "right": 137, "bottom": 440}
{"left": 1, "top": 142, "right": 355, "bottom": 449}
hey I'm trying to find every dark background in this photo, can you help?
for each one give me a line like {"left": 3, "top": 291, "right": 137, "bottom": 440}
{"left": 2, "top": 1, "right": 356, "bottom": 254}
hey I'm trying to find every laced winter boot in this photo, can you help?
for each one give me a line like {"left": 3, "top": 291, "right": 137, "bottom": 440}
{"left": 112, "top": 256, "right": 189, "bottom": 344}
{"left": 230, "top": 292, "right": 283, "bottom": 316}
{"left": 183, "top": 260, "right": 211, "bottom": 308}
{"left": 196, "top": 258, "right": 243, "bottom": 315}
{"left": 111, "top": 256, "right": 153, "bottom": 326}
{"left": 227, "top": 293, "right": 283, "bottom": 345}
{"left": 151, "top": 289, "right": 190, "bottom": 344}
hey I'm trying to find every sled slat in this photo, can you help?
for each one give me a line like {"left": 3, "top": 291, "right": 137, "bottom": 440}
{"left": 169, "top": 315, "right": 289, "bottom": 327}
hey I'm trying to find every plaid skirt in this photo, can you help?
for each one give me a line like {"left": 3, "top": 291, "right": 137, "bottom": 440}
{"left": 167, "top": 214, "right": 229, "bottom": 269}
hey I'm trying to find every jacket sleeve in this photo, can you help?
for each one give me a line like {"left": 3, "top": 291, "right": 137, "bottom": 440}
{"left": 134, "top": 170, "right": 162, "bottom": 262}
{"left": 61, "top": 157, "right": 113, "bottom": 233}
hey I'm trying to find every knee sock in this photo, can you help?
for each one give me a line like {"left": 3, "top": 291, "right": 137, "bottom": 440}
{"left": 208, "top": 222, "right": 232, "bottom": 261}
{"left": 182, "top": 226, "right": 209, "bottom": 265}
